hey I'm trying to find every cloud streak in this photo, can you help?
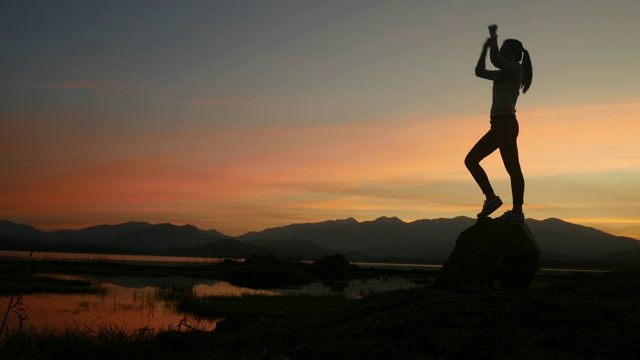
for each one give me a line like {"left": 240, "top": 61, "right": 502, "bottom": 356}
{"left": 23, "top": 80, "right": 148, "bottom": 96}
{"left": 179, "top": 98, "right": 246, "bottom": 106}
{"left": 40, "top": 81, "right": 103, "bottom": 91}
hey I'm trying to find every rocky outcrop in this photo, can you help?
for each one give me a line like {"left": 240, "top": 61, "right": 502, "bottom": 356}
{"left": 432, "top": 220, "right": 540, "bottom": 292}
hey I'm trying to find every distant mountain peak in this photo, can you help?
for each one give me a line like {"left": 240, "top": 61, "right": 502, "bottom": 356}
{"left": 372, "top": 216, "right": 405, "bottom": 224}
{"left": 0, "top": 219, "right": 45, "bottom": 239}
{"left": 541, "top": 218, "right": 568, "bottom": 224}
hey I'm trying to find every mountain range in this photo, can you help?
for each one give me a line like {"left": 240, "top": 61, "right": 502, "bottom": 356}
{"left": 1, "top": 217, "right": 640, "bottom": 264}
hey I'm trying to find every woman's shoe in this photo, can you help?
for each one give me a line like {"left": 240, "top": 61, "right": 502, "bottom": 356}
{"left": 477, "top": 196, "right": 503, "bottom": 218}
{"left": 494, "top": 210, "right": 525, "bottom": 223}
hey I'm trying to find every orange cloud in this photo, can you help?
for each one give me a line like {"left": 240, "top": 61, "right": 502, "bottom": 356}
{"left": 518, "top": 101, "right": 640, "bottom": 175}
{"left": 2, "top": 101, "right": 639, "bottom": 237}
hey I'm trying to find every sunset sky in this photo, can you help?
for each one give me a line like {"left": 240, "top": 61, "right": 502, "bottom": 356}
{"left": 2, "top": 1, "right": 639, "bottom": 239}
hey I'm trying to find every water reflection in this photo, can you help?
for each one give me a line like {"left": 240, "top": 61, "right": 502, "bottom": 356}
{"left": 276, "top": 277, "right": 417, "bottom": 296}
{"left": 193, "top": 282, "right": 277, "bottom": 297}
{"left": 1, "top": 274, "right": 415, "bottom": 333}
{"left": 0, "top": 250, "right": 228, "bottom": 266}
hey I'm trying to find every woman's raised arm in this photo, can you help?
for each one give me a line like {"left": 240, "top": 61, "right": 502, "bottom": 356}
{"left": 475, "top": 38, "right": 498, "bottom": 80}
{"left": 488, "top": 24, "right": 508, "bottom": 69}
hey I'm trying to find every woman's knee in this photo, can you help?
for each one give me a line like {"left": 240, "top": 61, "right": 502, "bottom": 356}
{"left": 464, "top": 154, "right": 478, "bottom": 170}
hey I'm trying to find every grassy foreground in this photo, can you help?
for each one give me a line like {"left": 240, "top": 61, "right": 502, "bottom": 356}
{"left": 2, "top": 265, "right": 640, "bottom": 359}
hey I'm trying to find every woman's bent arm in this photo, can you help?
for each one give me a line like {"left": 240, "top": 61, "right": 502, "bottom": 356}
{"left": 476, "top": 39, "right": 497, "bottom": 80}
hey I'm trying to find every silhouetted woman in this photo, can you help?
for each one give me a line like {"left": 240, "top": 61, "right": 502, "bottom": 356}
{"left": 465, "top": 24, "right": 532, "bottom": 223}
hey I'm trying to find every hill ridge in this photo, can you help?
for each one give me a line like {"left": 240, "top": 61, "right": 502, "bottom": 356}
{"left": 1, "top": 217, "right": 639, "bottom": 261}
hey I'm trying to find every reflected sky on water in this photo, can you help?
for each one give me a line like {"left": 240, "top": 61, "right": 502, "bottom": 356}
{"left": 0, "top": 273, "right": 417, "bottom": 333}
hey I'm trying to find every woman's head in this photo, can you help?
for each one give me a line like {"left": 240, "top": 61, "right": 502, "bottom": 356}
{"left": 500, "top": 39, "right": 524, "bottom": 61}
{"left": 501, "top": 39, "right": 533, "bottom": 93}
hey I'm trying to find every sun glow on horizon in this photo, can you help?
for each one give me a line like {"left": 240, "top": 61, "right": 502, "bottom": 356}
{"left": 3, "top": 101, "right": 639, "bottom": 239}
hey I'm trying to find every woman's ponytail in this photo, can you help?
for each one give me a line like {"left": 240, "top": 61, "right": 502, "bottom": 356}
{"left": 521, "top": 48, "right": 532, "bottom": 93}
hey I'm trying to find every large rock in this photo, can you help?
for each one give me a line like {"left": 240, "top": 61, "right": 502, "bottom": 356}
{"left": 432, "top": 220, "right": 540, "bottom": 292}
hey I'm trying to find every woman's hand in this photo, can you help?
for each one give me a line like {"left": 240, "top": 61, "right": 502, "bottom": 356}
{"left": 488, "top": 24, "right": 498, "bottom": 37}
{"left": 483, "top": 38, "right": 491, "bottom": 49}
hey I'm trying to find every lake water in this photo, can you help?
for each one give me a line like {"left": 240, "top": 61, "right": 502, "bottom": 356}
{"left": 0, "top": 250, "right": 444, "bottom": 270}
{"left": 1, "top": 276, "right": 416, "bottom": 333}
{"left": 0, "top": 251, "right": 420, "bottom": 333}
{"left": 0, "top": 250, "right": 608, "bottom": 333}
{"left": 0, "top": 250, "right": 610, "bottom": 273}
